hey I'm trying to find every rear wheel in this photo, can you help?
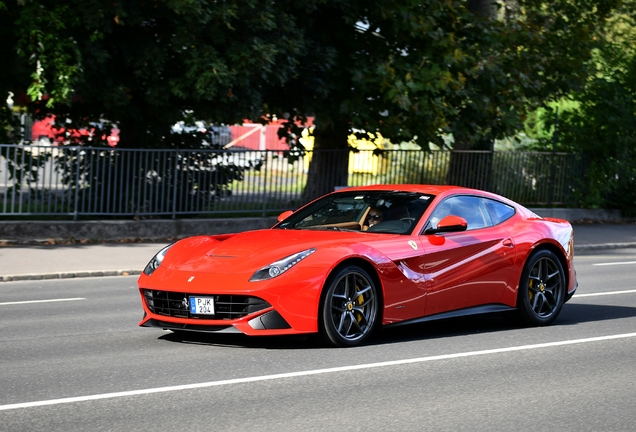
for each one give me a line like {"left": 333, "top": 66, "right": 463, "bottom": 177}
{"left": 517, "top": 250, "right": 566, "bottom": 326}
{"left": 320, "top": 265, "right": 379, "bottom": 347}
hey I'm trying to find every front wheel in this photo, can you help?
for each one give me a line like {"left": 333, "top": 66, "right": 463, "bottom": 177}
{"left": 517, "top": 250, "right": 566, "bottom": 326}
{"left": 320, "top": 265, "right": 379, "bottom": 347}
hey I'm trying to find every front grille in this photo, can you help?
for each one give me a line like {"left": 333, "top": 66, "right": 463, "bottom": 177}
{"left": 143, "top": 289, "right": 270, "bottom": 320}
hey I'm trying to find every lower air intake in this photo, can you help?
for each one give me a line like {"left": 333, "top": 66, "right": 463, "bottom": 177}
{"left": 143, "top": 289, "right": 270, "bottom": 320}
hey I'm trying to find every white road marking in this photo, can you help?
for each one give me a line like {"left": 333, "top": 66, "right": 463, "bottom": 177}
{"left": 593, "top": 261, "right": 636, "bottom": 266}
{"left": 1, "top": 332, "right": 636, "bottom": 412}
{"left": 574, "top": 289, "right": 636, "bottom": 298}
{"left": 0, "top": 298, "right": 85, "bottom": 306}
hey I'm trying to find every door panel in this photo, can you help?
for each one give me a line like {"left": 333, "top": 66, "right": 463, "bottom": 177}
{"left": 420, "top": 226, "right": 516, "bottom": 316}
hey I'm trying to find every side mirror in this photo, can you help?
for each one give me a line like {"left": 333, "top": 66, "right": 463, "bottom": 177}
{"left": 277, "top": 210, "right": 294, "bottom": 222}
{"left": 425, "top": 215, "right": 468, "bottom": 234}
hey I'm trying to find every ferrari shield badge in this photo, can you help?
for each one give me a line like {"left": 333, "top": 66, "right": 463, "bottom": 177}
{"left": 408, "top": 240, "right": 418, "bottom": 251}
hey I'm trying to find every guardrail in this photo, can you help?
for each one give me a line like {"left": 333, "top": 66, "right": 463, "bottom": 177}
{"left": 0, "top": 144, "right": 586, "bottom": 218}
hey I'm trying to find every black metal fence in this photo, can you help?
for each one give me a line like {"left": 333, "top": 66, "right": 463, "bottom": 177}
{"left": 0, "top": 144, "right": 586, "bottom": 218}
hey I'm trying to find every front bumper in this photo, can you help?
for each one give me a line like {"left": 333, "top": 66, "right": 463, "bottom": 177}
{"left": 137, "top": 265, "right": 324, "bottom": 336}
{"left": 565, "top": 279, "right": 578, "bottom": 303}
{"left": 140, "top": 309, "right": 293, "bottom": 334}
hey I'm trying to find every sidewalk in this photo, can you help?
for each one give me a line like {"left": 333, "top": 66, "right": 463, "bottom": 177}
{"left": 0, "top": 242, "right": 167, "bottom": 282}
{"left": 1, "top": 223, "right": 636, "bottom": 282}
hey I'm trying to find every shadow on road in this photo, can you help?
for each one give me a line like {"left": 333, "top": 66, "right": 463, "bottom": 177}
{"left": 158, "top": 330, "right": 323, "bottom": 349}
{"left": 556, "top": 302, "right": 636, "bottom": 325}
{"left": 155, "top": 302, "right": 636, "bottom": 349}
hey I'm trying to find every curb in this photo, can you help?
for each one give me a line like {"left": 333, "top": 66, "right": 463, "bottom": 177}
{"left": 0, "top": 269, "right": 142, "bottom": 282}
{"left": 575, "top": 243, "right": 636, "bottom": 251}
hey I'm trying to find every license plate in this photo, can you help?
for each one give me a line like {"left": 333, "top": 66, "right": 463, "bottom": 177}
{"left": 189, "top": 296, "right": 215, "bottom": 315}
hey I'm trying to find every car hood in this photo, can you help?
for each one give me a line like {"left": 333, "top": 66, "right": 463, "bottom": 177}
{"left": 161, "top": 229, "right": 406, "bottom": 274}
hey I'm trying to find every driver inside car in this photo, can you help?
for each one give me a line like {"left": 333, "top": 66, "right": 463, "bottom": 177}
{"left": 364, "top": 207, "right": 385, "bottom": 230}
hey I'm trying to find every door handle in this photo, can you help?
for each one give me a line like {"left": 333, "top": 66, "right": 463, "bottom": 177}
{"left": 503, "top": 238, "right": 514, "bottom": 248}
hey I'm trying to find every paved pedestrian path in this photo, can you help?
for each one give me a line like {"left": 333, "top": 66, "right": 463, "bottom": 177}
{"left": 0, "top": 242, "right": 166, "bottom": 281}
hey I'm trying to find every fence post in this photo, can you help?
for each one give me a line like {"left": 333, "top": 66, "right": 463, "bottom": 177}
{"left": 261, "top": 150, "right": 268, "bottom": 218}
{"left": 73, "top": 147, "right": 81, "bottom": 220}
{"left": 549, "top": 108, "right": 559, "bottom": 206}
{"left": 172, "top": 150, "right": 178, "bottom": 219}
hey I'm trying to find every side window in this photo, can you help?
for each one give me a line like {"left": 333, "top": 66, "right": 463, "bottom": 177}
{"left": 428, "top": 196, "right": 492, "bottom": 230}
{"left": 483, "top": 198, "right": 515, "bottom": 225}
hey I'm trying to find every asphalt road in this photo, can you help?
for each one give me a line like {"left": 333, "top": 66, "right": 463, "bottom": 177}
{"left": 1, "top": 249, "right": 636, "bottom": 431}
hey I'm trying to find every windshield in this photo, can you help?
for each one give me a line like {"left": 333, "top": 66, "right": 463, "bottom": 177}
{"left": 276, "top": 191, "right": 434, "bottom": 235}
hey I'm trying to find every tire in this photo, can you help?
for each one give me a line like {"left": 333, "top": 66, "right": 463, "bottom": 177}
{"left": 517, "top": 249, "right": 566, "bottom": 326}
{"left": 319, "top": 265, "right": 379, "bottom": 347}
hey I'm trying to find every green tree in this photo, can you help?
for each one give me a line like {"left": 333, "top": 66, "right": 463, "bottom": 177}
{"left": 546, "top": 2, "right": 636, "bottom": 213}
{"left": 2, "top": 0, "right": 621, "bottom": 200}
{"left": 265, "top": 0, "right": 620, "bottom": 196}
{"left": 1, "top": 0, "right": 304, "bottom": 147}
{"left": 1, "top": 0, "right": 308, "bottom": 214}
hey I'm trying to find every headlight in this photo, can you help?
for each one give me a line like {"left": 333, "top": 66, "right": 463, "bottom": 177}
{"left": 143, "top": 243, "right": 174, "bottom": 276}
{"left": 249, "top": 248, "right": 316, "bottom": 282}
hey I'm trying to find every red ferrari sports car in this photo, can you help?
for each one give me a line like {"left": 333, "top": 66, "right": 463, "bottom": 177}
{"left": 138, "top": 185, "right": 577, "bottom": 347}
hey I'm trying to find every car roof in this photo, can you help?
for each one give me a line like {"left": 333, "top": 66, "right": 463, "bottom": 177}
{"left": 336, "top": 184, "right": 481, "bottom": 196}
{"left": 334, "top": 184, "right": 523, "bottom": 210}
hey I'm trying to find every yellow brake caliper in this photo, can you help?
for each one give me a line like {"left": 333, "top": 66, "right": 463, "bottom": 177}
{"left": 355, "top": 285, "right": 365, "bottom": 323}
{"left": 528, "top": 279, "right": 534, "bottom": 301}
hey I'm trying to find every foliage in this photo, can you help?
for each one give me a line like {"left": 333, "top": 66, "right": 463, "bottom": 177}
{"left": 1, "top": 0, "right": 305, "bottom": 148}
{"left": 3, "top": 0, "right": 619, "bottom": 146}
{"left": 281, "top": 0, "right": 619, "bottom": 146}
{"left": 0, "top": 0, "right": 625, "bottom": 201}
{"left": 1, "top": 1, "right": 293, "bottom": 211}
{"left": 0, "top": 104, "right": 21, "bottom": 144}
{"left": 266, "top": 0, "right": 620, "bottom": 195}
{"left": 528, "top": 1, "right": 636, "bottom": 213}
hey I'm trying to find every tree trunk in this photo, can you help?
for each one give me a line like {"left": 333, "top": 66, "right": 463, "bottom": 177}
{"left": 446, "top": 150, "right": 494, "bottom": 191}
{"left": 467, "top": 0, "right": 498, "bottom": 18}
{"left": 446, "top": 0, "right": 498, "bottom": 190}
{"left": 303, "top": 120, "right": 350, "bottom": 202}
{"left": 447, "top": 132, "right": 495, "bottom": 190}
